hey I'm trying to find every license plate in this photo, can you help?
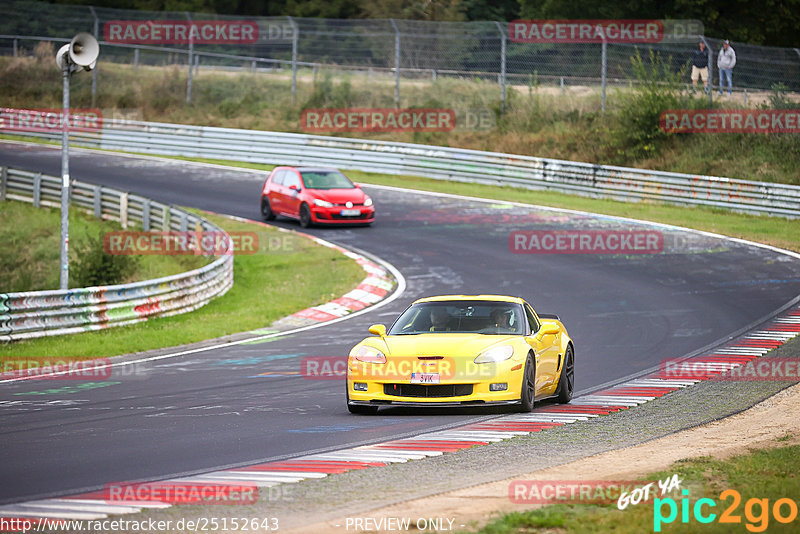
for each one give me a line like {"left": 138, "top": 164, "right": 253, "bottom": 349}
{"left": 410, "top": 373, "right": 439, "bottom": 384}
{"left": 340, "top": 209, "right": 361, "bottom": 216}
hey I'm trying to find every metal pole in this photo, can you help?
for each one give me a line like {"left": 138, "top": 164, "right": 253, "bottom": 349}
{"left": 495, "top": 22, "right": 506, "bottom": 112}
{"left": 702, "top": 36, "right": 713, "bottom": 109}
{"left": 601, "top": 34, "right": 607, "bottom": 112}
{"left": 89, "top": 6, "right": 99, "bottom": 106}
{"left": 60, "top": 61, "right": 71, "bottom": 289}
{"left": 185, "top": 12, "right": 193, "bottom": 104}
{"left": 13, "top": 39, "right": 18, "bottom": 57}
{"left": 390, "top": 19, "right": 400, "bottom": 107}
{"left": 133, "top": 47, "right": 139, "bottom": 69}
{"left": 288, "top": 17, "right": 298, "bottom": 104}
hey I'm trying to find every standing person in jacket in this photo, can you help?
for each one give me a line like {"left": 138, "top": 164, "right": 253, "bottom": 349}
{"left": 717, "top": 40, "right": 736, "bottom": 96}
{"left": 691, "top": 41, "right": 709, "bottom": 93}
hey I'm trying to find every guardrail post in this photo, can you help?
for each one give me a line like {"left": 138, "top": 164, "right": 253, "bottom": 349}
{"left": 495, "top": 22, "right": 507, "bottom": 112}
{"left": 185, "top": 11, "right": 194, "bottom": 104}
{"left": 0, "top": 167, "right": 7, "bottom": 202}
{"left": 142, "top": 198, "right": 151, "bottom": 231}
{"left": 163, "top": 206, "right": 171, "bottom": 231}
{"left": 194, "top": 54, "right": 200, "bottom": 76}
{"left": 390, "top": 19, "right": 400, "bottom": 107}
{"left": 33, "top": 173, "right": 41, "bottom": 207}
{"left": 560, "top": 77, "right": 565, "bottom": 95}
{"left": 89, "top": 6, "right": 99, "bottom": 107}
{"left": 313, "top": 64, "right": 318, "bottom": 83}
{"left": 288, "top": 16, "right": 298, "bottom": 104}
{"left": 120, "top": 192, "right": 128, "bottom": 229}
{"left": 133, "top": 48, "right": 139, "bottom": 70}
{"left": 93, "top": 186, "right": 101, "bottom": 218}
{"left": 180, "top": 211, "right": 188, "bottom": 232}
{"left": 13, "top": 39, "right": 18, "bottom": 57}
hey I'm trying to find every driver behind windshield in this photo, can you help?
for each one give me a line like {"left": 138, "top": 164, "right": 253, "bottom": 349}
{"left": 429, "top": 307, "right": 452, "bottom": 332}
{"left": 490, "top": 307, "right": 514, "bottom": 330}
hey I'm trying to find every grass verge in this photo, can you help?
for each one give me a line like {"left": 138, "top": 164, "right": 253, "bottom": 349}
{"left": 2, "top": 53, "right": 799, "bottom": 184}
{"left": 465, "top": 442, "right": 800, "bottom": 533}
{"left": 0, "top": 211, "right": 365, "bottom": 359}
{"left": 0, "top": 199, "right": 208, "bottom": 292}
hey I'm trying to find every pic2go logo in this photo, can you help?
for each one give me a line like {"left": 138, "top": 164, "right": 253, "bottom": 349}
{"left": 653, "top": 489, "right": 799, "bottom": 532}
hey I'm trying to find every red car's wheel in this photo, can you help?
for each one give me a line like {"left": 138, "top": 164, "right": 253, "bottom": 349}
{"left": 299, "top": 203, "right": 312, "bottom": 228}
{"left": 260, "top": 198, "right": 275, "bottom": 221}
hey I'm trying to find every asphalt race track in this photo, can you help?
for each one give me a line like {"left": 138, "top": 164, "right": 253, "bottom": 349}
{"left": 2, "top": 141, "right": 800, "bottom": 504}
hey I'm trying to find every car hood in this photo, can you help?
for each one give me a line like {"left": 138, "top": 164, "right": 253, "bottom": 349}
{"left": 381, "top": 334, "right": 514, "bottom": 357}
{"left": 310, "top": 188, "right": 366, "bottom": 204}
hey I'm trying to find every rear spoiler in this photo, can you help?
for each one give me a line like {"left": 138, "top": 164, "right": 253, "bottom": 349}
{"left": 538, "top": 313, "right": 560, "bottom": 320}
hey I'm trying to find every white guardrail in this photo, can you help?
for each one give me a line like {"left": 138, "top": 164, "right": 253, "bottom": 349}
{"left": 9, "top": 118, "right": 800, "bottom": 218}
{"left": 0, "top": 167, "right": 234, "bottom": 342}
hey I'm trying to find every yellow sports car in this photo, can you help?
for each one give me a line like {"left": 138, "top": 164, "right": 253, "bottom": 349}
{"left": 346, "top": 295, "right": 574, "bottom": 414}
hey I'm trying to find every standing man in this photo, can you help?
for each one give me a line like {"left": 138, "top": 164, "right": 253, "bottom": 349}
{"left": 690, "top": 41, "right": 709, "bottom": 93}
{"left": 717, "top": 40, "right": 736, "bottom": 96}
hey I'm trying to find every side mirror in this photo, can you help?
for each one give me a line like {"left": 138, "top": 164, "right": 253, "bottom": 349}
{"left": 354, "top": 183, "right": 361, "bottom": 188}
{"left": 289, "top": 184, "right": 300, "bottom": 191}
{"left": 368, "top": 324, "right": 387, "bottom": 338}
{"left": 539, "top": 323, "right": 560, "bottom": 337}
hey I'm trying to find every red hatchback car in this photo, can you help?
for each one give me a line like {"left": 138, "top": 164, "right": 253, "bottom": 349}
{"left": 260, "top": 166, "right": 375, "bottom": 227}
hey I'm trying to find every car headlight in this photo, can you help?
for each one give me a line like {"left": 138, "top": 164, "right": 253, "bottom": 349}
{"left": 474, "top": 345, "right": 514, "bottom": 364}
{"left": 363, "top": 197, "right": 373, "bottom": 207}
{"left": 353, "top": 346, "right": 386, "bottom": 364}
{"left": 313, "top": 199, "right": 334, "bottom": 208}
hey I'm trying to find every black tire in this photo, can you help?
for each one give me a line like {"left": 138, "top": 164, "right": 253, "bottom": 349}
{"left": 517, "top": 352, "right": 536, "bottom": 412}
{"left": 299, "top": 203, "right": 312, "bottom": 228}
{"left": 260, "top": 198, "right": 275, "bottom": 220}
{"left": 346, "top": 382, "right": 378, "bottom": 415}
{"left": 556, "top": 344, "right": 575, "bottom": 404}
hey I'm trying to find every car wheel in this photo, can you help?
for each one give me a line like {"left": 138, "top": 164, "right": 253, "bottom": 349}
{"left": 517, "top": 352, "right": 535, "bottom": 412}
{"left": 299, "top": 203, "right": 312, "bottom": 228}
{"left": 346, "top": 382, "right": 378, "bottom": 415}
{"left": 260, "top": 198, "right": 275, "bottom": 220}
{"left": 556, "top": 344, "right": 575, "bottom": 404}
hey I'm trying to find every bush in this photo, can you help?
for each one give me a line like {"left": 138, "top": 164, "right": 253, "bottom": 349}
{"left": 611, "top": 49, "right": 693, "bottom": 160}
{"left": 72, "top": 229, "right": 139, "bottom": 288}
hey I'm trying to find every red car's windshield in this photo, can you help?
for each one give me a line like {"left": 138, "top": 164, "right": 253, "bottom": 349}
{"left": 301, "top": 171, "right": 355, "bottom": 190}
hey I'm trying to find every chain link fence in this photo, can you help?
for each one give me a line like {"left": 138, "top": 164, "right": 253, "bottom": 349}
{"left": 1, "top": 0, "right": 799, "bottom": 107}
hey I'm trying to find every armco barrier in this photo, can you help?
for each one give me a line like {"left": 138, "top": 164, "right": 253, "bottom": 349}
{"left": 7, "top": 118, "right": 800, "bottom": 218}
{"left": 0, "top": 167, "right": 234, "bottom": 342}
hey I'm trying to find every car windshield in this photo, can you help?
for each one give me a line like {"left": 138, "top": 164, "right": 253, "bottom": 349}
{"left": 301, "top": 171, "right": 355, "bottom": 190}
{"left": 388, "top": 301, "right": 524, "bottom": 335}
